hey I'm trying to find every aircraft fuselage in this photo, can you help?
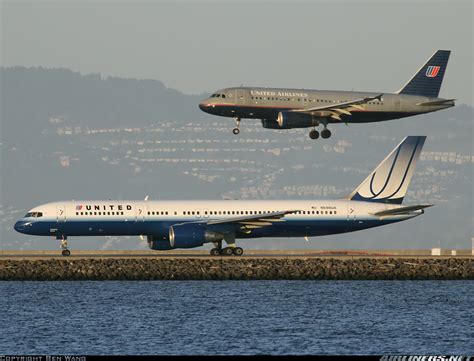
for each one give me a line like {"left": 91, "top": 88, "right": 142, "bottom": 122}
{"left": 199, "top": 87, "right": 454, "bottom": 126}
{"left": 14, "top": 199, "right": 419, "bottom": 241}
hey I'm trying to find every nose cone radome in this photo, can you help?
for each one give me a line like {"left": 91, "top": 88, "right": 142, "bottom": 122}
{"left": 14, "top": 221, "right": 27, "bottom": 233}
{"left": 199, "top": 100, "right": 211, "bottom": 113}
{"left": 199, "top": 102, "right": 207, "bottom": 111}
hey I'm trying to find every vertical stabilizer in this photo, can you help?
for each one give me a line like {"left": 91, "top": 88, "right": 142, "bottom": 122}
{"left": 397, "top": 50, "right": 450, "bottom": 98}
{"left": 347, "top": 136, "right": 426, "bottom": 204}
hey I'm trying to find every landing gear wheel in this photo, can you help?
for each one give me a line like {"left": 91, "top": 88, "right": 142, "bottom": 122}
{"left": 61, "top": 249, "right": 71, "bottom": 257}
{"left": 223, "top": 247, "right": 234, "bottom": 256}
{"left": 233, "top": 247, "right": 244, "bottom": 256}
{"left": 210, "top": 248, "right": 221, "bottom": 256}
{"left": 309, "top": 129, "right": 320, "bottom": 140}
{"left": 321, "top": 128, "right": 331, "bottom": 139}
{"left": 232, "top": 117, "right": 241, "bottom": 135}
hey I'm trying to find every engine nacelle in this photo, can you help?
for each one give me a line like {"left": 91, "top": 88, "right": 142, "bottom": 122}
{"left": 147, "top": 235, "right": 173, "bottom": 250}
{"left": 276, "top": 111, "right": 319, "bottom": 129}
{"left": 169, "top": 223, "right": 224, "bottom": 249}
{"left": 261, "top": 119, "right": 281, "bottom": 129}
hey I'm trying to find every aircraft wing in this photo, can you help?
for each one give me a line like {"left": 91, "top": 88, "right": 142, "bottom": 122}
{"left": 291, "top": 93, "right": 383, "bottom": 121}
{"left": 177, "top": 210, "right": 300, "bottom": 233}
{"left": 371, "top": 204, "right": 433, "bottom": 218}
{"left": 206, "top": 210, "right": 299, "bottom": 230}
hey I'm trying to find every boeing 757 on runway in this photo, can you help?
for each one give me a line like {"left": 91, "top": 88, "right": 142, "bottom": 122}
{"left": 15, "top": 136, "right": 431, "bottom": 256}
{"left": 199, "top": 50, "right": 453, "bottom": 139}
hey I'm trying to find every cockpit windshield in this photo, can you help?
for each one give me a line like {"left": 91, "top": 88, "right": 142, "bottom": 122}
{"left": 24, "top": 212, "right": 43, "bottom": 218}
{"left": 210, "top": 93, "right": 226, "bottom": 98}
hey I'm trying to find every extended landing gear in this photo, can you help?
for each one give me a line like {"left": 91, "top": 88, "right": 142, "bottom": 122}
{"left": 210, "top": 247, "right": 244, "bottom": 256}
{"left": 321, "top": 128, "right": 331, "bottom": 139}
{"left": 58, "top": 235, "right": 70, "bottom": 256}
{"left": 309, "top": 129, "right": 319, "bottom": 140}
{"left": 308, "top": 127, "right": 331, "bottom": 140}
{"left": 210, "top": 240, "right": 244, "bottom": 256}
{"left": 232, "top": 118, "right": 241, "bottom": 135}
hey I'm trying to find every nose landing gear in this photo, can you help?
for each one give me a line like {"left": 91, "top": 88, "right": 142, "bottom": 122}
{"left": 58, "top": 235, "right": 70, "bottom": 256}
{"left": 232, "top": 118, "right": 241, "bottom": 135}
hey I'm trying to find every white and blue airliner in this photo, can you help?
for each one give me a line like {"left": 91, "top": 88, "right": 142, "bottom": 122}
{"left": 15, "top": 136, "right": 431, "bottom": 256}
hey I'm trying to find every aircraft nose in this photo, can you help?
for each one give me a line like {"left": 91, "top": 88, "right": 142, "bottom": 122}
{"left": 14, "top": 221, "right": 26, "bottom": 233}
{"left": 199, "top": 101, "right": 209, "bottom": 111}
{"left": 14, "top": 220, "right": 32, "bottom": 233}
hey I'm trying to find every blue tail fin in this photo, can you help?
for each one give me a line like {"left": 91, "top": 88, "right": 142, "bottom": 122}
{"left": 347, "top": 136, "right": 426, "bottom": 204}
{"left": 397, "top": 50, "right": 450, "bottom": 98}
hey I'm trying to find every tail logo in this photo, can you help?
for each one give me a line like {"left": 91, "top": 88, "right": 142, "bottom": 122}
{"left": 426, "top": 66, "right": 440, "bottom": 78}
{"left": 348, "top": 136, "right": 426, "bottom": 204}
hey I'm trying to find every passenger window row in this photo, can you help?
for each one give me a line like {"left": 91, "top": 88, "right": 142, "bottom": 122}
{"left": 250, "top": 96, "right": 383, "bottom": 105}
{"left": 72, "top": 210, "right": 337, "bottom": 217}
{"left": 147, "top": 211, "right": 169, "bottom": 215}
{"left": 180, "top": 210, "right": 336, "bottom": 216}
{"left": 75, "top": 212, "right": 124, "bottom": 216}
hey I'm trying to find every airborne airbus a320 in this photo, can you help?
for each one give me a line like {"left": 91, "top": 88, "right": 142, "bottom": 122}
{"left": 199, "top": 50, "right": 454, "bottom": 139}
{"left": 15, "top": 137, "right": 431, "bottom": 256}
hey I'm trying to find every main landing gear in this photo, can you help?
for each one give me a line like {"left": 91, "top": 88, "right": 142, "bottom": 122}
{"left": 210, "top": 240, "right": 244, "bottom": 256}
{"left": 232, "top": 118, "right": 241, "bottom": 135}
{"left": 210, "top": 247, "right": 244, "bottom": 256}
{"left": 58, "top": 235, "right": 71, "bottom": 256}
{"left": 308, "top": 126, "right": 331, "bottom": 140}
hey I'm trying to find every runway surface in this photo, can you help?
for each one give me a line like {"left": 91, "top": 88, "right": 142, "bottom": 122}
{"left": 1, "top": 250, "right": 472, "bottom": 260}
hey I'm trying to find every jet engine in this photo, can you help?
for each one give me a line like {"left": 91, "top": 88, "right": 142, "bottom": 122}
{"left": 169, "top": 223, "right": 224, "bottom": 249}
{"left": 147, "top": 235, "right": 173, "bottom": 250}
{"left": 261, "top": 119, "right": 280, "bottom": 129}
{"left": 276, "top": 111, "right": 319, "bottom": 129}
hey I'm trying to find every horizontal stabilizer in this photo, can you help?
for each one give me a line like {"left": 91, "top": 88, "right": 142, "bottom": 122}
{"left": 371, "top": 204, "right": 433, "bottom": 217}
{"left": 416, "top": 99, "right": 456, "bottom": 106}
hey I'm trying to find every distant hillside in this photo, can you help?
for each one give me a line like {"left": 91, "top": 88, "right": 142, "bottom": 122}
{"left": 1, "top": 66, "right": 208, "bottom": 146}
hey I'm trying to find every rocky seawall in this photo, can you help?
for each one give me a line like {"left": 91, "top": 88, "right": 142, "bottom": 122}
{"left": 0, "top": 257, "right": 472, "bottom": 280}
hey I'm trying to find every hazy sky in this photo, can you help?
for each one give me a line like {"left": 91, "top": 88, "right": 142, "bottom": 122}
{"left": 1, "top": 0, "right": 473, "bottom": 104}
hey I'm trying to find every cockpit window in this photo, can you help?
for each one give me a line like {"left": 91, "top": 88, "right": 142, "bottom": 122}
{"left": 221, "top": 94, "right": 226, "bottom": 98}
{"left": 24, "top": 212, "right": 43, "bottom": 218}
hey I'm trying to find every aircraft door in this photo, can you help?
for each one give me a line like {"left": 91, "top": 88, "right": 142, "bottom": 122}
{"left": 347, "top": 203, "right": 356, "bottom": 222}
{"left": 235, "top": 89, "right": 245, "bottom": 104}
{"left": 56, "top": 205, "right": 66, "bottom": 222}
{"left": 135, "top": 204, "right": 145, "bottom": 222}
{"left": 394, "top": 99, "right": 401, "bottom": 112}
